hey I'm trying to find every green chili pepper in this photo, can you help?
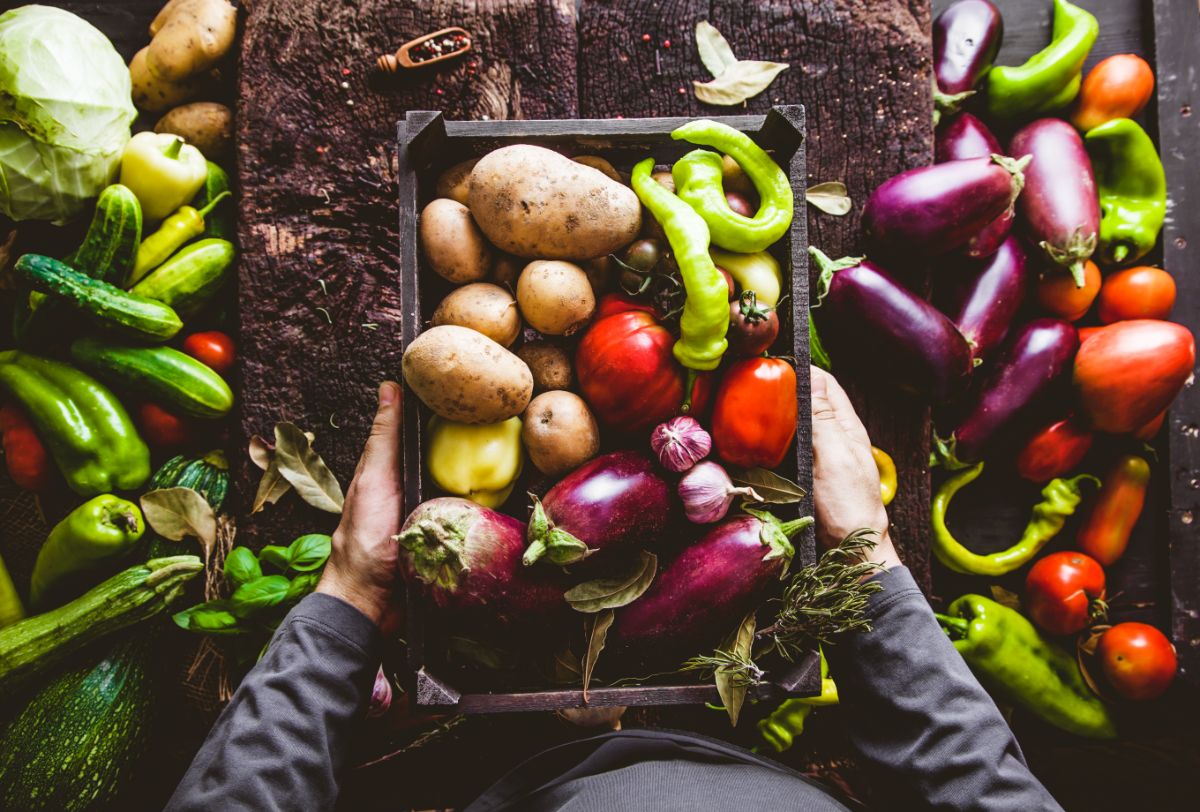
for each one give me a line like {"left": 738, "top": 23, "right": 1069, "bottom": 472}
{"left": 1084, "top": 118, "right": 1166, "bottom": 266}
{"left": 670, "top": 120, "right": 794, "bottom": 254}
{"left": 630, "top": 157, "right": 728, "bottom": 371}
{"left": 937, "top": 595, "right": 1117, "bottom": 739}
{"left": 986, "top": 0, "right": 1098, "bottom": 120}
{"left": 128, "top": 191, "right": 231, "bottom": 286}
{"left": 757, "top": 649, "right": 839, "bottom": 753}
{"left": 931, "top": 462, "right": 1099, "bottom": 576}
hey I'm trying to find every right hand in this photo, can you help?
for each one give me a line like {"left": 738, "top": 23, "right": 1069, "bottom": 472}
{"left": 810, "top": 367, "right": 901, "bottom": 571}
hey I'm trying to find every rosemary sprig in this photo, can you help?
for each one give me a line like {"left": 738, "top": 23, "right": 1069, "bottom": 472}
{"left": 680, "top": 648, "right": 764, "bottom": 688}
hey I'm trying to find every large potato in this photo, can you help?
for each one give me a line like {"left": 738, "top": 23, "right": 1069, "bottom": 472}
{"left": 130, "top": 46, "right": 202, "bottom": 112}
{"left": 402, "top": 325, "right": 532, "bottom": 423}
{"left": 431, "top": 283, "right": 521, "bottom": 347}
{"left": 468, "top": 145, "right": 641, "bottom": 260}
{"left": 419, "top": 198, "right": 492, "bottom": 283}
{"left": 516, "top": 260, "right": 595, "bottom": 336}
{"left": 148, "top": 0, "right": 238, "bottom": 82}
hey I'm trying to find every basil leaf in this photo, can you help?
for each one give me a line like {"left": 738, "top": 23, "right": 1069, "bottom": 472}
{"left": 174, "top": 600, "right": 244, "bottom": 635}
{"left": 259, "top": 545, "right": 291, "bottom": 572}
{"left": 287, "top": 533, "right": 332, "bottom": 572}
{"left": 285, "top": 572, "right": 320, "bottom": 603}
{"left": 224, "top": 546, "right": 262, "bottom": 590}
{"left": 230, "top": 575, "right": 291, "bottom": 618}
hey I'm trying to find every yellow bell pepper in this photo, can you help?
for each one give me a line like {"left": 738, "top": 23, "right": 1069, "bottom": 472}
{"left": 872, "top": 446, "right": 897, "bottom": 507}
{"left": 119, "top": 132, "right": 207, "bottom": 221}
{"left": 426, "top": 416, "right": 523, "bottom": 508}
{"left": 710, "top": 248, "right": 783, "bottom": 307}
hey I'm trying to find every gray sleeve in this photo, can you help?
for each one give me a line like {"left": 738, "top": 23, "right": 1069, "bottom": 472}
{"left": 824, "top": 566, "right": 1062, "bottom": 812}
{"left": 165, "top": 592, "right": 381, "bottom": 812}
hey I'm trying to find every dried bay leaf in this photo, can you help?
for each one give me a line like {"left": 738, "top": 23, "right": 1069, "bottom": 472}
{"left": 806, "top": 181, "right": 853, "bottom": 216}
{"left": 731, "top": 468, "right": 806, "bottom": 504}
{"left": 565, "top": 552, "right": 657, "bottom": 613}
{"left": 274, "top": 422, "right": 344, "bottom": 513}
{"left": 715, "top": 612, "right": 757, "bottom": 727}
{"left": 989, "top": 584, "right": 1022, "bottom": 611}
{"left": 695, "top": 20, "right": 737, "bottom": 79}
{"left": 142, "top": 487, "right": 218, "bottom": 556}
{"left": 582, "top": 609, "right": 615, "bottom": 700}
{"left": 694, "top": 60, "right": 789, "bottom": 106}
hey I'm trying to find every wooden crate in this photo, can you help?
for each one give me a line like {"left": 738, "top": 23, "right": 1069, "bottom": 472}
{"left": 396, "top": 107, "right": 820, "bottom": 712}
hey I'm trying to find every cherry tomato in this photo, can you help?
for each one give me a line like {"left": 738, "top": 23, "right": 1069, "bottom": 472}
{"left": 1096, "top": 266, "right": 1176, "bottom": 324}
{"left": 137, "top": 402, "right": 192, "bottom": 449}
{"left": 725, "top": 191, "right": 758, "bottom": 218}
{"left": 0, "top": 403, "right": 52, "bottom": 491}
{"left": 1077, "top": 455, "right": 1150, "bottom": 566}
{"left": 1097, "top": 622, "right": 1177, "bottom": 701}
{"left": 182, "top": 331, "right": 236, "bottom": 376}
{"left": 1034, "top": 260, "right": 1100, "bottom": 322}
{"left": 1016, "top": 418, "right": 1094, "bottom": 483}
{"left": 717, "top": 266, "right": 738, "bottom": 301}
{"left": 727, "top": 291, "right": 780, "bottom": 357}
{"left": 711, "top": 357, "right": 797, "bottom": 468}
{"left": 1072, "top": 54, "right": 1155, "bottom": 132}
{"left": 1025, "top": 551, "right": 1105, "bottom": 637}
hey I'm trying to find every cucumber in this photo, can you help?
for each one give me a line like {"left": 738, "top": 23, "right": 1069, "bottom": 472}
{"left": 191, "top": 160, "right": 235, "bottom": 241}
{"left": 15, "top": 254, "right": 182, "bottom": 343}
{"left": 129, "top": 238, "right": 234, "bottom": 319}
{"left": 151, "top": 449, "right": 230, "bottom": 512}
{"left": 65, "top": 184, "right": 144, "bottom": 284}
{"left": 70, "top": 337, "right": 234, "bottom": 419}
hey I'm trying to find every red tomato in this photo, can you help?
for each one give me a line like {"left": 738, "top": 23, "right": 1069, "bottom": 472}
{"left": 1073, "top": 319, "right": 1195, "bottom": 434}
{"left": 717, "top": 267, "right": 738, "bottom": 301}
{"left": 1034, "top": 260, "right": 1100, "bottom": 322}
{"left": 137, "top": 402, "right": 192, "bottom": 449}
{"left": 1097, "top": 622, "right": 1177, "bottom": 701}
{"left": 1077, "top": 326, "right": 1103, "bottom": 346}
{"left": 1096, "top": 266, "right": 1176, "bottom": 324}
{"left": 0, "top": 403, "right": 52, "bottom": 491}
{"left": 1025, "top": 551, "right": 1106, "bottom": 637}
{"left": 576, "top": 311, "right": 709, "bottom": 430}
{"left": 1077, "top": 454, "right": 1150, "bottom": 566}
{"left": 1133, "top": 409, "right": 1167, "bottom": 441}
{"left": 1072, "top": 54, "right": 1156, "bottom": 132}
{"left": 1016, "top": 418, "right": 1094, "bottom": 483}
{"left": 727, "top": 292, "right": 780, "bottom": 357}
{"left": 711, "top": 357, "right": 797, "bottom": 468}
{"left": 594, "top": 292, "right": 656, "bottom": 321}
{"left": 182, "top": 331, "right": 236, "bottom": 375}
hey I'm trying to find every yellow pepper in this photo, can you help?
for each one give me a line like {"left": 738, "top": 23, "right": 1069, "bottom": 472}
{"left": 872, "top": 446, "right": 897, "bottom": 507}
{"left": 119, "top": 132, "right": 208, "bottom": 221}
{"left": 710, "top": 248, "right": 783, "bottom": 307}
{"left": 426, "top": 416, "right": 523, "bottom": 508}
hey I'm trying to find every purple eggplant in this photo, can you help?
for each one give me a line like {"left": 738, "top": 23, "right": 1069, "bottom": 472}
{"left": 933, "top": 0, "right": 1004, "bottom": 120}
{"left": 397, "top": 498, "right": 566, "bottom": 625}
{"left": 938, "top": 236, "right": 1030, "bottom": 363}
{"left": 611, "top": 510, "right": 804, "bottom": 659}
{"left": 940, "top": 318, "right": 1079, "bottom": 465}
{"left": 524, "top": 450, "right": 671, "bottom": 567}
{"left": 1010, "top": 118, "right": 1100, "bottom": 287}
{"left": 862, "top": 155, "right": 1029, "bottom": 258}
{"left": 936, "top": 114, "right": 1014, "bottom": 258}
{"left": 811, "top": 247, "right": 973, "bottom": 401}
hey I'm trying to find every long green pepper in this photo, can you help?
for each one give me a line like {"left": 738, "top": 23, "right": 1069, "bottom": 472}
{"left": 1084, "top": 118, "right": 1166, "bottom": 266}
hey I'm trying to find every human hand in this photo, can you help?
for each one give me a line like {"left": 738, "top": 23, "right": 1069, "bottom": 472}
{"left": 810, "top": 367, "right": 901, "bottom": 570}
{"left": 317, "top": 381, "right": 404, "bottom": 629}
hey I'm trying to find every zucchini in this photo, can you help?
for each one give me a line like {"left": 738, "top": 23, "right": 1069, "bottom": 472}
{"left": 14, "top": 254, "right": 183, "bottom": 343}
{"left": 151, "top": 449, "right": 230, "bottom": 512}
{"left": 192, "top": 160, "right": 236, "bottom": 241}
{"left": 129, "top": 238, "right": 234, "bottom": 319}
{"left": 0, "top": 555, "right": 201, "bottom": 699}
{"left": 70, "top": 336, "right": 234, "bottom": 419}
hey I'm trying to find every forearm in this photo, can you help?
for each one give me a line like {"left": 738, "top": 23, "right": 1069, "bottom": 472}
{"left": 825, "top": 566, "right": 1061, "bottom": 811}
{"left": 166, "top": 593, "right": 381, "bottom": 812}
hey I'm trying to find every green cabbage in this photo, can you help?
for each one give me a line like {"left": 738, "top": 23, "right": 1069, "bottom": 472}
{"left": 0, "top": 5, "right": 136, "bottom": 223}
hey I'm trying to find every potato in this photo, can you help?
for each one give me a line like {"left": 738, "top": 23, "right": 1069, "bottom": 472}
{"left": 150, "top": 0, "right": 189, "bottom": 36}
{"left": 435, "top": 159, "right": 478, "bottom": 205}
{"left": 130, "top": 46, "right": 202, "bottom": 112}
{"left": 431, "top": 283, "right": 521, "bottom": 347}
{"left": 490, "top": 253, "right": 522, "bottom": 290}
{"left": 573, "top": 155, "right": 621, "bottom": 183}
{"left": 148, "top": 0, "right": 238, "bottom": 82}
{"left": 468, "top": 144, "right": 641, "bottom": 260}
{"left": 402, "top": 325, "right": 532, "bottom": 423}
{"left": 517, "top": 341, "right": 573, "bottom": 391}
{"left": 522, "top": 391, "right": 600, "bottom": 477}
{"left": 419, "top": 198, "right": 492, "bottom": 283}
{"left": 155, "top": 102, "right": 233, "bottom": 160}
{"left": 516, "top": 260, "right": 596, "bottom": 336}
{"left": 651, "top": 169, "right": 676, "bottom": 194}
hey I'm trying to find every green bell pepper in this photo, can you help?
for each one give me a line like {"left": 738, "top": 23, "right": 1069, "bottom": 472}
{"left": 1084, "top": 118, "right": 1167, "bottom": 266}
{"left": 30, "top": 494, "right": 146, "bottom": 610}
{"left": 986, "top": 0, "right": 1098, "bottom": 120}
{"left": 937, "top": 595, "right": 1117, "bottom": 739}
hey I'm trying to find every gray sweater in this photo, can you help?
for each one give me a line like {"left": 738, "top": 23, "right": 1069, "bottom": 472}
{"left": 165, "top": 566, "right": 1062, "bottom": 811}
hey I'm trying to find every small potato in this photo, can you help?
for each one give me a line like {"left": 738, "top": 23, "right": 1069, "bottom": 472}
{"left": 573, "top": 155, "right": 621, "bottom": 183}
{"left": 402, "top": 325, "right": 533, "bottom": 423}
{"left": 522, "top": 391, "right": 600, "bottom": 477}
{"left": 419, "top": 198, "right": 492, "bottom": 283}
{"left": 431, "top": 283, "right": 521, "bottom": 347}
{"left": 490, "top": 253, "right": 523, "bottom": 290}
{"left": 435, "top": 159, "right": 478, "bottom": 205}
{"left": 130, "top": 46, "right": 202, "bottom": 112}
{"left": 148, "top": 0, "right": 238, "bottom": 82}
{"left": 517, "top": 341, "right": 573, "bottom": 391}
{"left": 651, "top": 169, "right": 676, "bottom": 194}
{"left": 155, "top": 101, "right": 233, "bottom": 161}
{"left": 516, "top": 260, "right": 595, "bottom": 336}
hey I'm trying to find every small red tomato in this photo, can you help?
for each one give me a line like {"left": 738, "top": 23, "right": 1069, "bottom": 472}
{"left": 137, "top": 402, "right": 192, "bottom": 449}
{"left": 182, "top": 331, "right": 236, "bottom": 375}
{"left": 1025, "top": 551, "right": 1106, "bottom": 636}
{"left": 1034, "top": 260, "right": 1100, "bottom": 321}
{"left": 725, "top": 191, "right": 758, "bottom": 218}
{"left": 1016, "top": 418, "right": 1094, "bottom": 483}
{"left": 1096, "top": 266, "right": 1176, "bottom": 324}
{"left": 1097, "top": 622, "right": 1177, "bottom": 701}
{"left": 727, "top": 291, "right": 780, "bottom": 357}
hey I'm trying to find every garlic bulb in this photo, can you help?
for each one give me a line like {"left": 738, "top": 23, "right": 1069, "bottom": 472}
{"left": 650, "top": 416, "right": 712, "bottom": 472}
{"left": 366, "top": 667, "right": 393, "bottom": 718}
{"left": 678, "top": 461, "right": 762, "bottom": 523}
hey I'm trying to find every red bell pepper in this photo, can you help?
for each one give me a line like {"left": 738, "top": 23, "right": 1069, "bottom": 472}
{"left": 1076, "top": 454, "right": 1150, "bottom": 566}
{"left": 0, "top": 403, "right": 52, "bottom": 491}
{"left": 1016, "top": 418, "right": 1094, "bottom": 483}
{"left": 711, "top": 357, "right": 797, "bottom": 469}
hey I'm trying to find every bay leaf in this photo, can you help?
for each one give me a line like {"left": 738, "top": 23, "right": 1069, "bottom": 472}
{"left": 565, "top": 552, "right": 657, "bottom": 613}
{"left": 805, "top": 181, "right": 853, "bottom": 216}
{"left": 274, "top": 422, "right": 344, "bottom": 513}
{"left": 715, "top": 612, "right": 756, "bottom": 727}
{"left": 248, "top": 435, "right": 273, "bottom": 471}
{"left": 694, "top": 60, "right": 789, "bottom": 106}
{"left": 731, "top": 468, "right": 806, "bottom": 504}
{"left": 989, "top": 584, "right": 1022, "bottom": 611}
{"left": 582, "top": 610, "right": 615, "bottom": 700}
{"left": 695, "top": 20, "right": 737, "bottom": 79}
{"left": 550, "top": 646, "right": 583, "bottom": 684}
{"left": 252, "top": 463, "right": 292, "bottom": 514}
{"left": 141, "top": 487, "right": 218, "bottom": 556}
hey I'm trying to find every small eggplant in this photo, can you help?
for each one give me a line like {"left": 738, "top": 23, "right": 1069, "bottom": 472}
{"left": 397, "top": 498, "right": 566, "bottom": 625}
{"left": 939, "top": 318, "right": 1079, "bottom": 466}
{"left": 611, "top": 510, "right": 805, "bottom": 659}
{"left": 1010, "top": 118, "right": 1100, "bottom": 287}
{"left": 936, "top": 114, "right": 1013, "bottom": 258}
{"left": 862, "top": 155, "right": 1029, "bottom": 258}
{"left": 524, "top": 450, "right": 671, "bottom": 567}
{"left": 938, "top": 236, "right": 1030, "bottom": 363}
{"left": 933, "top": 0, "right": 1004, "bottom": 120}
{"left": 811, "top": 247, "right": 973, "bottom": 401}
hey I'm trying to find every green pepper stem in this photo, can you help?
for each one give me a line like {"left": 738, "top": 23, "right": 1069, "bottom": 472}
{"left": 1111, "top": 244, "right": 1129, "bottom": 264}
{"left": 195, "top": 190, "right": 232, "bottom": 220}
{"left": 681, "top": 369, "right": 698, "bottom": 413}
{"left": 935, "top": 613, "right": 969, "bottom": 638}
{"left": 163, "top": 137, "right": 184, "bottom": 160}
